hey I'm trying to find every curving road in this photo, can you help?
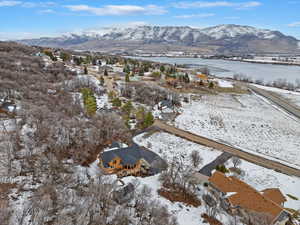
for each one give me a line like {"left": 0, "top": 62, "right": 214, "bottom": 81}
{"left": 153, "top": 120, "right": 300, "bottom": 178}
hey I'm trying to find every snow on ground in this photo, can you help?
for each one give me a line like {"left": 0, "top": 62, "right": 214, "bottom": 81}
{"left": 0, "top": 119, "right": 17, "bottom": 132}
{"left": 252, "top": 84, "right": 300, "bottom": 107}
{"left": 215, "top": 79, "right": 234, "bottom": 88}
{"left": 96, "top": 93, "right": 112, "bottom": 110}
{"left": 122, "top": 175, "right": 209, "bottom": 225}
{"left": 231, "top": 160, "right": 300, "bottom": 210}
{"left": 132, "top": 132, "right": 229, "bottom": 225}
{"left": 174, "top": 93, "right": 300, "bottom": 167}
{"left": 134, "top": 132, "right": 222, "bottom": 167}
{"left": 135, "top": 131, "right": 300, "bottom": 209}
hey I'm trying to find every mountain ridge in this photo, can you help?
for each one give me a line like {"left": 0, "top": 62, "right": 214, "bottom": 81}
{"left": 18, "top": 24, "right": 300, "bottom": 55}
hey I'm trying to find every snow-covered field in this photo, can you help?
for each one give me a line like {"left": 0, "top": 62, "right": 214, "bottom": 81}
{"left": 173, "top": 93, "right": 300, "bottom": 167}
{"left": 252, "top": 84, "right": 300, "bottom": 107}
{"left": 134, "top": 132, "right": 221, "bottom": 167}
{"left": 215, "top": 79, "right": 234, "bottom": 88}
{"left": 238, "top": 160, "right": 300, "bottom": 210}
{"left": 134, "top": 132, "right": 300, "bottom": 210}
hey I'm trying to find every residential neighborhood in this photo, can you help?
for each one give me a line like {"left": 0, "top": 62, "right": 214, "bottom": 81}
{"left": 0, "top": 39, "right": 300, "bottom": 225}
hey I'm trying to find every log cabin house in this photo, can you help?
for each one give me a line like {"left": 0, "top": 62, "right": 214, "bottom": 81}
{"left": 99, "top": 144, "right": 166, "bottom": 177}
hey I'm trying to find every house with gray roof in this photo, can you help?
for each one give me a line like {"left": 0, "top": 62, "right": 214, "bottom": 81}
{"left": 99, "top": 143, "right": 167, "bottom": 177}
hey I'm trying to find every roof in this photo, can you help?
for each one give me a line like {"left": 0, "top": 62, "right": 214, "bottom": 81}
{"left": 199, "top": 152, "right": 232, "bottom": 177}
{"left": 261, "top": 188, "right": 287, "bottom": 205}
{"left": 197, "top": 74, "right": 208, "bottom": 80}
{"left": 0, "top": 102, "right": 16, "bottom": 113}
{"left": 159, "top": 100, "right": 173, "bottom": 109}
{"left": 100, "top": 143, "right": 161, "bottom": 168}
{"left": 209, "top": 171, "right": 284, "bottom": 220}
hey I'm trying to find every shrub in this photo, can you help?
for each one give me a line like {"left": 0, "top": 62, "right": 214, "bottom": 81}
{"left": 216, "top": 165, "right": 229, "bottom": 174}
{"left": 81, "top": 88, "right": 97, "bottom": 115}
{"left": 135, "top": 107, "right": 154, "bottom": 129}
{"left": 112, "top": 98, "right": 122, "bottom": 107}
{"left": 122, "top": 101, "right": 133, "bottom": 115}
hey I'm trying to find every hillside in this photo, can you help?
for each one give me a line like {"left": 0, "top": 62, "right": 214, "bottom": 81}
{"left": 19, "top": 24, "right": 300, "bottom": 54}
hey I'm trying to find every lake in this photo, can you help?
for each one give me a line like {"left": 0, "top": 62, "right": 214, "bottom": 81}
{"left": 134, "top": 57, "right": 300, "bottom": 84}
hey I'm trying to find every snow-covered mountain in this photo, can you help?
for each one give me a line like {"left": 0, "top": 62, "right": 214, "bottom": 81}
{"left": 19, "top": 24, "right": 300, "bottom": 54}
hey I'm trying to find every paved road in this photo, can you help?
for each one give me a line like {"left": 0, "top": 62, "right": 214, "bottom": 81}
{"left": 199, "top": 152, "right": 233, "bottom": 177}
{"left": 153, "top": 120, "right": 300, "bottom": 178}
{"left": 248, "top": 85, "right": 300, "bottom": 120}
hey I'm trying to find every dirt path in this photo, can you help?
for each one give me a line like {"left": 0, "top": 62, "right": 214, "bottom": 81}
{"left": 153, "top": 120, "right": 300, "bottom": 178}
{"left": 88, "top": 70, "right": 115, "bottom": 93}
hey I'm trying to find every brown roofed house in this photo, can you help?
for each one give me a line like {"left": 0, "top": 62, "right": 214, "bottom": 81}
{"left": 262, "top": 188, "right": 287, "bottom": 206}
{"left": 208, "top": 171, "right": 290, "bottom": 225}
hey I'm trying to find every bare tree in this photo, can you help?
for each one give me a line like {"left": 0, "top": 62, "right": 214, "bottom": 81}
{"left": 202, "top": 192, "right": 221, "bottom": 219}
{"left": 0, "top": 208, "right": 11, "bottom": 225}
{"left": 190, "top": 150, "right": 203, "bottom": 168}
{"left": 231, "top": 157, "right": 242, "bottom": 168}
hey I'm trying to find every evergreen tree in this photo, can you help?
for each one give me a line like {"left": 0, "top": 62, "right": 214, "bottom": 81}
{"left": 60, "top": 52, "right": 71, "bottom": 62}
{"left": 85, "top": 55, "right": 92, "bottom": 64}
{"left": 92, "top": 58, "right": 97, "bottom": 66}
{"left": 112, "top": 98, "right": 122, "bottom": 107}
{"left": 123, "top": 64, "right": 130, "bottom": 74}
{"left": 184, "top": 73, "right": 190, "bottom": 83}
{"left": 44, "top": 50, "right": 57, "bottom": 61}
{"left": 160, "top": 65, "right": 165, "bottom": 73}
{"left": 85, "top": 96, "right": 97, "bottom": 115}
{"left": 125, "top": 73, "right": 130, "bottom": 82}
{"left": 122, "top": 101, "right": 133, "bottom": 115}
{"left": 104, "top": 69, "right": 108, "bottom": 76}
{"left": 80, "top": 88, "right": 97, "bottom": 115}
{"left": 138, "top": 68, "right": 144, "bottom": 76}
{"left": 143, "top": 112, "right": 154, "bottom": 128}
{"left": 209, "top": 81, "right": 214, "bottom": 89}
{"left": 100, "top": 76, "right": 105, "bottom": 86}
{"left": 84, "top": 66, "right": 88, "bottom": 75}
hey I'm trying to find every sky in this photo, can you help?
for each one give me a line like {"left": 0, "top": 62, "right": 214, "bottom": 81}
{"left": 1, "top": 0, "right": 300, "bottom": 40}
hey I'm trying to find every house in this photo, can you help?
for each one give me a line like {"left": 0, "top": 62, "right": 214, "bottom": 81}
{"left": 99, "top": 65, "right": 113, "bottom": 73}
{"left": 194, "top": 73, "right": 209, "bottom": 83}
{"left": 99, "top": 144, "right": 167, "bottom": 177}
{"left": 189, "top": 172, "right": 209, "bottom": 186}
{"left": 0, "top": 100, "right": 16, "bottom": 116}
{"left": 158, "top": 100, "right": 174, "bottom": 111}
{"left": 208, "top": 171, "right": 290, "bottom": 225}
{"left": 261, "top": 188, "right": 287, "bottom": 206}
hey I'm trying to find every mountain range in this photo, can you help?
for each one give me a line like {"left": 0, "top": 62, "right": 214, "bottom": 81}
{"left": 18, "top": 24, "right": 300, "bottom": 55}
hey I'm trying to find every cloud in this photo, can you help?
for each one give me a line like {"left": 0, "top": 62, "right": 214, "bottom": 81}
{"left": 0, "top": 1, "right": 22, "bottom": 7}
{"left": 65, "top": 4, "right": 167, "bottom": 16}
{"left": 173, "top": 1, "right": 261, "bottom": 9}
{"left": 288, "top": 22, "right": 300, "bottom": 27}
{"left": 0, "top": 31, "right": 58, "bottom": 40}
{"left": 174, "top": 13, "right": 215, "bottom": 19}
{"left": 22, "top": 2, "right": 56, "bottom": 8}
{"left": 0, "top": 1, "right": 56, "bottom": 8}
{"left": 38, "top": 9, "right": 55, "bottom": 14}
